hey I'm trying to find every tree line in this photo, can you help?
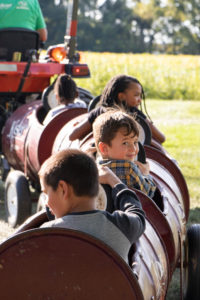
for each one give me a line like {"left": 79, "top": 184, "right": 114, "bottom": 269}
{"left": 40, "top": 0, "right": 200, "bottom": 54}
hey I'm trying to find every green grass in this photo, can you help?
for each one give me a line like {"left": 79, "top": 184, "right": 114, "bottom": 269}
{"left": 147, "top": 100, "right": 200, "bottom": 212}
{"left": 76, "top": 53, "right": 200, "bottom": 100}
{"left": 145, "top": 100, "right": 200, "bottom": 300}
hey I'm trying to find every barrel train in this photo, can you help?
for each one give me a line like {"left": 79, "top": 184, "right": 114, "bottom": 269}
{"left": 0, "top": 93, "right": 199, "bottom": 300}
{"left": 2, "top": 4, "right": 197, "bottom": 299}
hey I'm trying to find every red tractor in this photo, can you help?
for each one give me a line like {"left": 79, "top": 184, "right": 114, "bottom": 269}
{"left": 0, "top": 0, "right": 92, "bottom": 156}
{"left": 0, "top": 0, "right": 93, "bottom": 223}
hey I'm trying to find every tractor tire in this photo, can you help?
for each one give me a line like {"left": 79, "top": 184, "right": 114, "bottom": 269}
{"left": 183, "top": 224, "right": 200, "bottom": 300}
{"left": 5, "top": 170, "right": 32, "bottom": 228}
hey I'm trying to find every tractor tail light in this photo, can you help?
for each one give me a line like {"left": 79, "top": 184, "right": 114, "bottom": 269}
{"left": 65, "top": 64, "right": 90, "bottom": 78}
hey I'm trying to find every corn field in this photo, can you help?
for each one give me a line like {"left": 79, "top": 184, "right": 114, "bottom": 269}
{"left": 75, "top": 52, "right": 200, "bottom": 100}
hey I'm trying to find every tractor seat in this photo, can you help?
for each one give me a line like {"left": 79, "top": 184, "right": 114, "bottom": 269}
{"left": 0, "top": 27, "right": 39, "bottom": 62}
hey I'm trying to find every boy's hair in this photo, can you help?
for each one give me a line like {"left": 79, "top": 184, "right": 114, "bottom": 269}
{"left": 54, "top": 74, "right": 77, "bottom": 104}
{"left": 100, "top": 74, "right": 145, "bottom": 107}
{"left": 93, "top": 109, "right": 139, "bottom": 148}
{"left": 39, "top": 149, "right": 99, "bottom": 197}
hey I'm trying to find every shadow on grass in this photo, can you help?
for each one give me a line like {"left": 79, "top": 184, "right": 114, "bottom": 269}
{"left": 187, "top": 207, "right": 200, "bottom": 225}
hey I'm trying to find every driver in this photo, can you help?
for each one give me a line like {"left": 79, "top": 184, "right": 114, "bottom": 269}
{"left": 0, "top": 0, "right": 47, "bottom": 42}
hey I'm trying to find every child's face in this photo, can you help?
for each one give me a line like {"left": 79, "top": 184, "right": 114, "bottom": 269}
{"left": 119, "top": 82, "right": 142, "bottom": 108}
{"left": 40, "top": 179, "right": 71, "bottom": 218}
{"left": 101, "top": 128, "right": 139, "bottom": 161}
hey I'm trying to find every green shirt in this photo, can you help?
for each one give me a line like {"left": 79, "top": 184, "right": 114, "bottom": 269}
{"left": 0, "top": 0, "right": 46, "bottom": 31}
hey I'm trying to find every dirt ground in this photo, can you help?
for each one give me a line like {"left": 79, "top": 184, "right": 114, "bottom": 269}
{"left": 0, "top": 180, "right": 17, "bottom": 243}
{"left": 0, "top": 219, "right": 15, "bottom": 243}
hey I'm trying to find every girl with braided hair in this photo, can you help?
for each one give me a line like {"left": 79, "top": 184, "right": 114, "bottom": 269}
{"left": 43, "top": 74, "right": 86, "bottom": 125}
{"left": 69, "top": 74, "right": 165, "bottom": 144}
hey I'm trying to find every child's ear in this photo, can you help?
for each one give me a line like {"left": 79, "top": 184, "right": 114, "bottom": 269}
{"left": 58, "top": 180, "right": 69, "bottom": 198}
{"left": 118, "top": 92, "right": 125, "bottom": 102}
{"left": 98, "top": 142, "right": 109, "bottom": 156}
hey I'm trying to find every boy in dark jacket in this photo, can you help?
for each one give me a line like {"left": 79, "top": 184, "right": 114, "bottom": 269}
{"left": 39, "top": 149, "right": 145, "bottom": 263}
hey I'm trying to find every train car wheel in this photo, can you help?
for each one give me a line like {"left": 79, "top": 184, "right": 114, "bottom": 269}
{"left": 5, "top": 170, "right": 32, "bottom": 228}
{"left": 0, "top": 156, "right": 10, "bottom": 181}
{"left": 183, "top": 224, "right": 200, "bottom": 300}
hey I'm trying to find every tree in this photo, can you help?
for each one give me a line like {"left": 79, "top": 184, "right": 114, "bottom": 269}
{"left": 130, "top": 0, "right": 162, "bottom": 53}
{"left": 39, "top": 0, "right": 200, "bottom": 54}
{"left": 39, "top": 0, "right": 67, "bottom": 47}
{"left": 98, "top": 0, "right": 135, "bottom": 52}
{"left": 149, "top": 0, "right": 200, "bottom": 54}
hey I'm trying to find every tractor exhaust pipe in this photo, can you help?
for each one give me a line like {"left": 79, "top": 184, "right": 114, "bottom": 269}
{"left": 64, "top": 0, "right": 79, "bottom": 62}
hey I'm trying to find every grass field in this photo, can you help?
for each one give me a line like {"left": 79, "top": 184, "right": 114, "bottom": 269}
{"left": 0, "top": 99, "right": 199, "bottom": 299}
{"left": 76, "top": 52, "right": 200, "bottom": 100}
{"left": 146, "top": 100, "right": 200, "bottom": 299}
{"left": 148, "top": 100, "right": 200, "bottom": 212}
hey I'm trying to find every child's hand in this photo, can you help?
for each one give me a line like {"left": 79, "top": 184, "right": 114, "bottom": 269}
{"left": 82, "top": 144, "right": 96, "bottom": 156}
{"left": 85, "top": 146, "right": 96, "bottom": 156}
{"left": 134, "top": 161, "right": 150, "bottom": 176}
{"left": 98, "top": 165, "right": 121, "bottom": 188}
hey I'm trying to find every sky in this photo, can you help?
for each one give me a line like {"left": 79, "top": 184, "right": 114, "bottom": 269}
{"left": 97, "top": 0, "right": 106, "bottom": 5}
